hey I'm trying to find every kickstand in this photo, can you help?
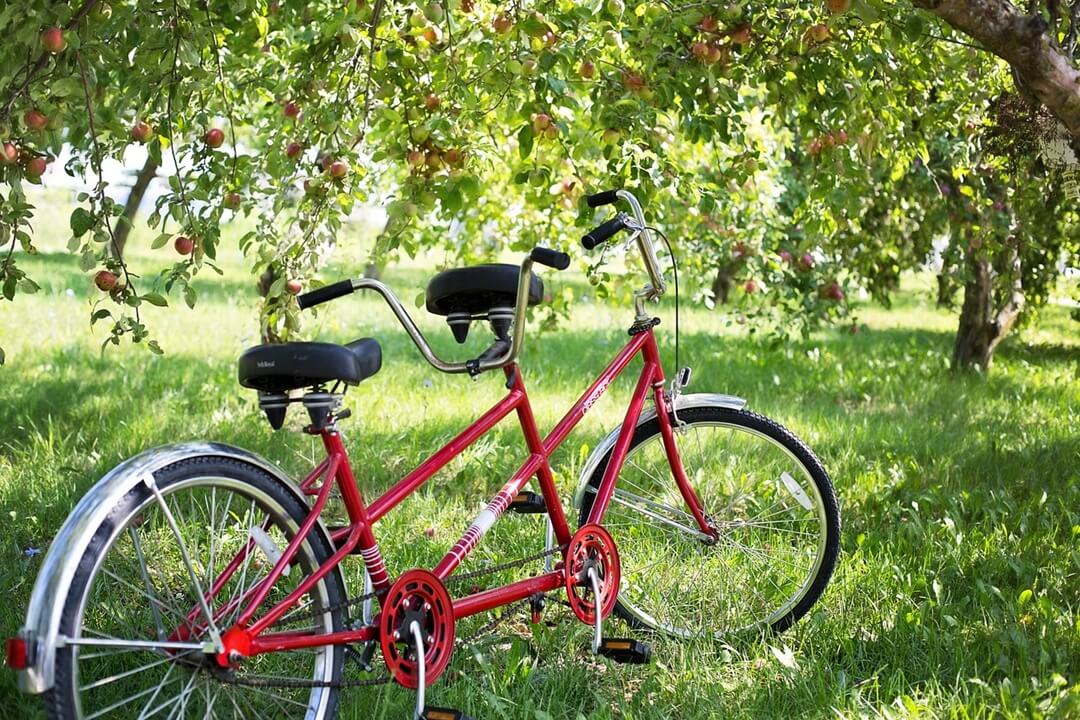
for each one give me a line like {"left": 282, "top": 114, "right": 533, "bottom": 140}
{"left": 588, "top": 566, "right": 603, "bottom": 654}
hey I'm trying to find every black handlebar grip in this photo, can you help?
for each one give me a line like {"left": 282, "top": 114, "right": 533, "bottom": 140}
{"left": 530, "top": 246, "right": 571, "bottom": 270}
{"left": 582, "top": 215, "right": 627, "bottom": 250}
{"left": 297, "top": 279, "right": 354, "bottom": 310}
{"left": 586, "top": 190, "right": 619, "bottom": 208}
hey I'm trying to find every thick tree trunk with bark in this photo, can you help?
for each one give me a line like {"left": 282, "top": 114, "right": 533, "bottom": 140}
{"left": 952, "top": 246, "right": 1025, "bottom": 370}
{"left": 912, "top": 0, "right": 1080, "bottom": 154}
{"left": 711, "top": 266, "right": 734, "bottom": 305}
{"left": 110, "top": 154, "right": 159, "bottom": 259}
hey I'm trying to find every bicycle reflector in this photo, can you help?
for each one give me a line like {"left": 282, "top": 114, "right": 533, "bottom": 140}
{"left": 6, "top": 636, "right": 28, "bottom": 669}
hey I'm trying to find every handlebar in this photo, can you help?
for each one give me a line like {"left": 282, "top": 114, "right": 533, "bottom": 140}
{"left": 582, "top": 215, "right": 627, "bottom": 250}
{"left": 296, "top": 246, "right": 568, "bottom": 376}
{"left": 581, "top": 189, "right": 667, "bottom": 309}
{"left": 297, "top": 279, "right": 355, "bottom": 310}
{"left": 586, "top": 189, "right": 619, "bottom": 208}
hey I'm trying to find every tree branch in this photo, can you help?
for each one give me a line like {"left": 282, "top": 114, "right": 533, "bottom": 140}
{"left": 912, "top": 0, "right": 1080, "bottom": 148}
{"left": 0, "top": 0, "right": 101, "bottom": 125}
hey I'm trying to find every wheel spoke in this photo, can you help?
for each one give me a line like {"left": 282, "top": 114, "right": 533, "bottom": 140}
{"left": 584, "top": 414, "right": 835, "bottom": 638}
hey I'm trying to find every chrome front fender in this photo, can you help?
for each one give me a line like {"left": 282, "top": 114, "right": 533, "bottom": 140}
{"left": 16, "top": 442, "right": 321, "bottom": 694}
{"left": 571, "top": 392, "right": 747, "bottom": 511}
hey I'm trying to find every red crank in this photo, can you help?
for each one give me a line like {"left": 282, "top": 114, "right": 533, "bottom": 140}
{"left": 564, "top": 523, "right": 620, "bottom": 625}
{"left": 380, "top": 569, "right": 456, "bottom": 689}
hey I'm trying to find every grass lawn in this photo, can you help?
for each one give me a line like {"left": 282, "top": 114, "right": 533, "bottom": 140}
{"left": 1, "top": 201, "right": 1078, "bottom": 718}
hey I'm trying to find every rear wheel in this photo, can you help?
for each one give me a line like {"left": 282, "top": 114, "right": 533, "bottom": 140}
{"left": 579, "top": 406, "right": 839, "bottom": 639}
{"left": 45, "top": 457, "right": 347, "bottom": 720}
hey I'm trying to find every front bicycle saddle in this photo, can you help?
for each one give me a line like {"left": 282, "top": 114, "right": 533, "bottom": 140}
{"left": 425, "top": 264, "right": 543, "bottom": 343}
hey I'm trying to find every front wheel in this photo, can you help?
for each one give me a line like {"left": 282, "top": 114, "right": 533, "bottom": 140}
{"left": 45, "top": 456, "right": 347, "bottom": 720}
{"left": 579, "top": 406, "right": 840, "bottom": 639}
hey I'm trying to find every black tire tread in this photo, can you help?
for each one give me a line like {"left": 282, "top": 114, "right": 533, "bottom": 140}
{"left": 45, "top": 455, "right": 347, "bottom": 720}
{"left": 579, "top": 405, "right": 840, "bottom": 637}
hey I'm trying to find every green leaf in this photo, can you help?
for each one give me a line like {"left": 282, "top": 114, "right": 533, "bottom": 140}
{"left": 142, "top": 292, "right": 168, "bottom": 307}
{"left": 150, "top": 233, "right": 170, "bottom": 250}
{"left": 518, "top": 124, "right": 534, "bottom": 160}
{"left": 147, "top": 339, "right": 164, "bottom": 355}
{"left": 183, "top": 284, "right": 197, "bottom": 309}
{"left": 70, "top": 208, "right": 95, "bottom": 238}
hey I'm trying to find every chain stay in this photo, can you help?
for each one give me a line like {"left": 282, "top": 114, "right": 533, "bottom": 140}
{"left": 220, "top": 544, "right": 564, "bottom": 689}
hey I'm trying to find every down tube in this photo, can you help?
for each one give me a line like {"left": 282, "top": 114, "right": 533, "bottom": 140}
{"left": 585, "top": 358, "right": 659, "bottom": 525}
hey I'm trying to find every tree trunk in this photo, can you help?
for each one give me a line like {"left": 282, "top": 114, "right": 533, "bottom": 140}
{"left": 951, "top": 245, "right": 1025, "bottom": 370}
{"left": 912, "top": 0, "right": 1080, "bottom": 155}
{"left": 936, "top": 271, "right": 955, "bottom": 308}
{"left": 110, "top": 154, "right": 159, "bottom": 259}
{"left": 711, "top": 266, "right": 733, "bottom": 305}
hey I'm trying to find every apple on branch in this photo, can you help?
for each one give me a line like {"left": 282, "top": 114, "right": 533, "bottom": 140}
{"left": 41, "top": 27, "right": 67, "bottom": 54}
{"left": 205, "top": 128, "right": 225, "bottom": 149}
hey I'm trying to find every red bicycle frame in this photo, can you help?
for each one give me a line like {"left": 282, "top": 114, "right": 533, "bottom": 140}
{"left": 200, "top": 326, "right": 714, "bottom": 659}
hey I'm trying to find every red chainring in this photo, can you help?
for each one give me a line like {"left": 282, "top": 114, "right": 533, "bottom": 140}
{"left": 379, "top": 569, "right": 455, "bottom": 689}
{"left": 564, "top": 523, "right": 620, "bottom": 625}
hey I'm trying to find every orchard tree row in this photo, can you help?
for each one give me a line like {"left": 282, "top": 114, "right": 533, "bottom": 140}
{"left": 0, "top": 0, "right": 1077, "bottom": 370}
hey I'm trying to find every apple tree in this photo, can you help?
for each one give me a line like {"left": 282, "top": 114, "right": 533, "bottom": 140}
{"left": 0, "top": 0, "right": 1075, "bottom": 371}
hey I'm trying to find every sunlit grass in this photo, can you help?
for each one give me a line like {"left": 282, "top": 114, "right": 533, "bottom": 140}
{"left": 1, "top": 204, "right": 1078, "bottom": 718}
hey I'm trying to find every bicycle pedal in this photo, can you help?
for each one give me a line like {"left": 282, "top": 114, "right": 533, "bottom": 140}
{"left": 596, "top": 638, "right": 652, "bottom": 664}
{"left": 423, "top": 707, "right": 474, "bottom": 720}
{"left": 507, "top": 491, "right": 546, "bottom": 514}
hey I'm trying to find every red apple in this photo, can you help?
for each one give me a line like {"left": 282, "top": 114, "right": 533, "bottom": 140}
{"left": 131, "top": 120, "right": 153, "bottom": 143}
{"left": 174, "top": 235, "right": 195, "bottom": 255}
{"left": 743, "top": 280, "right": 758, "bottom": 294}
{"left": 542, "top": 30, "right": 557, "bottom": 47}
{"left": 822, "top": 281, "right": 844, "bottom": 301}
{"left": 579, "top": 60, "right": 596, "bottom": 78}
{"left": 492, "top": 13, "right": 512, "bottom": 34}
{"left": 422, "top": 26, "right": 438, "bottom": 43}
{"left": 41, "top": 27, "right": 66, "bottom": 54}
{"left": 799, "top": 253, "right": 815, "bottom": 270}
{"left": 827, "top": 0, "right": 852, "bottom": 13}
{"left": 1, "top": 142, "right": 17, "bottom": 165}
{"left": 443, "top": 148, "right": 463, "bottom": 166}
{"left": 729, "top": 25, "right": 752, "bottom": 44}
{"left": 407, "top": 149, "right": 425, "bottom": 169}
{"left": 94, "top": 270, "right": 118, "bottom": 291}
{"left": 779, "top": 250, "right": 793, "bottom": 263}
{"left": 531, "top": 112, "right": 552, "bottom": 133}
{"left": 705, "top": 44, "right": 726, "bottom": 65}
{"left": 205, "top": 128, "right": 225, "bottom": 148}
{"left": 317, "top": 153, "right": 333, "bottom": 172}
{"left": 285, "top": 279, "right": 303, "bottom": 295}
{"left": 835, "top": 129, "right": 849, "bottom": 144}
{"left": 328, "top": 160, "right": 349, "bottom": 178}
{"left": 808, "top": 138, "right": 823, "bottom": 156}
{"left": 24, "top": 110, "right": 48, "bottom": 132}
{"left": 691, "top": 42, "right": 709, "bottom": 60}
{"left": 622, "top": 71, "right": 647, "bottom": 94}
{"left": 224, "top": 192, "right": 241, "bottom": 209}
{"left": 25, "top": 156, "right": 48, "bottom": 177}
{"left": 543, "top": 124, "right": 558, "bottom": 140}
{"left": 283, "top": 101, "right": 300, "bottom": 118}
{"left": 286, "top": 141, "right": 303, "bottom": 159}
{"left": 699, "top": 16, "right": 719, "bottom": 32}
{"left": 808, "top": 23, "right": 830, "bottom": 43}
{"left": 424, "top": 93, "right": 440, "bottom": 110}
{"left": 424, "top": 151, "right": 442, "bottom": 170}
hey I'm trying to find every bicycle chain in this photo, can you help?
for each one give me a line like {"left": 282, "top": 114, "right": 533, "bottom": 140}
{"left": 219, "top": 544, "right": 565, "bottom": 690}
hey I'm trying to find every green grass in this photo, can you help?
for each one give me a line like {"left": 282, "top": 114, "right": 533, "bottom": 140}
{"left": 1, "top": 200, "right": 1079, "bottom": 718}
